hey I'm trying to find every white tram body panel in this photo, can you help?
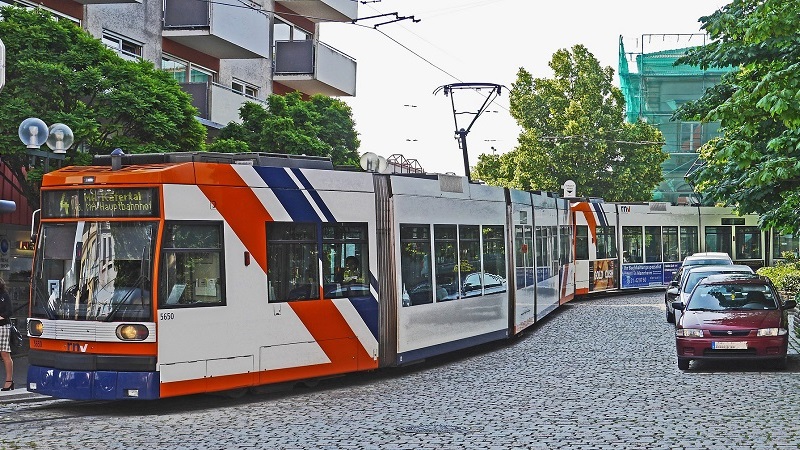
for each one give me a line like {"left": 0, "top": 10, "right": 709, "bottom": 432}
{"left": 388, "top": 174, "right": 510, "bottom": 363}
{"left": 616, "top": 203, "right": 704, "bottom": 289}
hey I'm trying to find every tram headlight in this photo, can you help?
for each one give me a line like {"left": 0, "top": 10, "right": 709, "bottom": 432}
{"left": 115, "top": 324, "right": 149, "bottom": 341}
{"left": 28, "top": 319, "right": 43, "bottom": 337}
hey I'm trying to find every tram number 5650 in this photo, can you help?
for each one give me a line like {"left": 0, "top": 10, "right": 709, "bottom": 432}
{"left": 159, "top": 312, "right": 175, "bottom": 321}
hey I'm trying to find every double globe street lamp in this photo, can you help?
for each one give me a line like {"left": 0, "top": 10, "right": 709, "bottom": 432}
{"left": 18, "top": 118, "right": 74, "bottom": 172}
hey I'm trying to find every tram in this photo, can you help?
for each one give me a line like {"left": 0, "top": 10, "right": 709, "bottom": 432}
{"left": 25, "top": 152, "right": 577, "bottom": 400}
{"left": 24, "top": 151, "right": 777, "bottom": 400}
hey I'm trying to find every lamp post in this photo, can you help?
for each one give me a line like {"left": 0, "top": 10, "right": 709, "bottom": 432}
{"left": 18, "top": 118, "right": 74, "bottom": 172}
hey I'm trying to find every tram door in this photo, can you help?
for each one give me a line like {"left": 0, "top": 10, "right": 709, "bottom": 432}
{"left": 704, "top": 226, "right": 732, "bottom": 255}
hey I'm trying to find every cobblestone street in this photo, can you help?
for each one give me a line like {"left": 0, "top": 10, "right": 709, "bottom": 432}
{"left": 3, "top": 290, "right": 800, "bottom": 449}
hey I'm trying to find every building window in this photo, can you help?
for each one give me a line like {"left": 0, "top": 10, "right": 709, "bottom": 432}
{"left": 162, "top": 54, "right": 214, "bottom": 84}
{"left": 232, "top": 80, "right": 258, "bottom": 98}
{"left": 102, "top": 31, "right": 143, "bottom": 60}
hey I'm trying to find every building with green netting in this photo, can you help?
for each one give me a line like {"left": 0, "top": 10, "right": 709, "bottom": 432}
{"left": 618, "top": 34, "right": 734, "bottom": 205}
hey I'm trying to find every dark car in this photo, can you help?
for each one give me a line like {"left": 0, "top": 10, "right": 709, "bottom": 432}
{"left": 665, "top": 264, "right": 752, "bottom": 324}
{"left": 673, "top": 273, "right": 796, "bottom": 370}
{"left": 665, "top": 252, "right": 733, "bottom": 323}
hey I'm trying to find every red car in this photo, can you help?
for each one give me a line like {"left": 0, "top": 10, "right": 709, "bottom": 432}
{"left": 673, "top": 274, "right": 797, "bottom": 370}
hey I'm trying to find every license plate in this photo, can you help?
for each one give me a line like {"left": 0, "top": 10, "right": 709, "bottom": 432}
{"left": 712, "top": 341, "right": 748, "bottom": 350}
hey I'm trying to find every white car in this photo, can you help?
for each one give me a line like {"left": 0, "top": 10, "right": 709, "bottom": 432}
{"left": 666, "top": 264, "right": 753, "bottom": 324}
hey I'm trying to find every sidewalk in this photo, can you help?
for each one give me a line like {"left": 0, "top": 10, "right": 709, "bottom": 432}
{"left": 0, "top": 352, "right": 45, "bottom": 402}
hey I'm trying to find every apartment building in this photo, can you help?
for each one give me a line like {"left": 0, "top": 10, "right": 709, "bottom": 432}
{"left": 3, "top": 0, "right": 358, "bottom": 129}
{"left": 0, "top": 0, "right": 358, "bottom": 314}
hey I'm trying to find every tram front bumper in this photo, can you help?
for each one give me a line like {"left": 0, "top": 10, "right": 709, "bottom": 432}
{"left": 27, "top": 365, "right": 160, "bottom": 400}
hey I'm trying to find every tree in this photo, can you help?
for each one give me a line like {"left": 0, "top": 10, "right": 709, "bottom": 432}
{"left": 675, "top": 0, "right": 800, "bottom": 234}
{"left": 209, "top": 91, "right": 360, "bottom": 166}
{"left": 0, "top": 7, "right": 206, "bottom": 208}
{"left": 474, "top": 45, "right": 666, "bottom": 201}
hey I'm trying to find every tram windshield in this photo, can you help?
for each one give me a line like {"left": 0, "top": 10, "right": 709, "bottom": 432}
{"left": 31, "top": 221, "right": 156, "bottom": 322}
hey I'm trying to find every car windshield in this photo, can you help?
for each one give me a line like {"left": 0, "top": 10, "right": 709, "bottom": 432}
{"left": 31, "top": 221, "right": 156, "bottom": 321}
{"left": 684, "top": 258, "right": 732, "bottom": 266}
{"left": 682, "top": 270, "right": 751, "bottom": 293}
{"left": 687, "top": 283, "right": 777, "bottom": 311}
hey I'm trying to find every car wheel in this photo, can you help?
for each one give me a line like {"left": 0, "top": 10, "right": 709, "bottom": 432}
{"left": 666, "top": 308, "right": 675, "bottom": 324}
{"left": 678, "top": 358, "right": 690, "bottom": 370}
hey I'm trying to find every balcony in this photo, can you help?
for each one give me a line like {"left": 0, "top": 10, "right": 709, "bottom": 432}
{"left": 275, "top": 0, "right": 357, "bottom": 22}
{"left": 180, "top": 82, "right": 266, "bottom": 128}
{"left": 273, "top": 40, "right": 356, "bottom": 97}
{"left": 163, "top": 0, "right": 269, "bottom": 59}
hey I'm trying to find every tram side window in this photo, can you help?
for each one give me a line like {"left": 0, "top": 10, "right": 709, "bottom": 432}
{"left": 772, "top": 233, "right": 800, "bottom": 259}
{"left": 535, "top": 226, "right": 548, "bottom": 268}
{"left": 662, "top": 227, "right": 679, "bottom": 262}
{"left": 482, "top": 225, "right": 506, "bottom": 295}
{"left": 645, "top": 226, "right": 662, "bottom": 262}
{"left": 401, "top": 225, "right": 433, "bottom": 306}
{"left": 559, "top": 225, "right": 573, "bottom": 265}
{"left": 596, "top": 226, "right": 617, "bottom": 260}
{"left": 322, "top": 223, "right": 369, "bottom": 299}
{"left": 267, "top": 222, "right": 319, "bottom": 302}
{"left": 622, "top": 226, "right": 643, "bottom": 263}
{"left": 434, "top": 225, "right": 458, "bottom": 302}
{"left": 680, "top": 226, "right": 699, "bottom": 259}
{"left": 705, "top": 226, "right": 732, "bottom": 255}
{"left": 515, "top": 225, "right": 535, "bottom": 290}
{"left": 575, "top": 225, "right": 589, "bottom": 260}
{"left": 161, "top": 222, "right": 224, "bottom": 308}
{"left": 736, "top": 226, "right": 762, "bottom": 260}
{"left": 459, "top": 225, "right": 481, "bottom": 298}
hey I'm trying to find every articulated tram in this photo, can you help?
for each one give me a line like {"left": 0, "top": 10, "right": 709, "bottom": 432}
{"left": 24, "top": 152, "right": 781, "bottom": 400}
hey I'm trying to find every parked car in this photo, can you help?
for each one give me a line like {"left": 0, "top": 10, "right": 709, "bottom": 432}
{"left": 665, "top": 264, "right": 753, "bottom": 324}
{"left": 664, "top": 252, "right": 734, "bottom": 322}
{"left": 673, "top": 273, "right": 796, "bottom": 370}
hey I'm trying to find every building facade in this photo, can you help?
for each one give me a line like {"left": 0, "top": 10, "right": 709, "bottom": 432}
{"left": 0, "top": 0, "right": 359, "bottom": 315}
{"left": 618, "top": 34, "right": 733, "bottom": 205}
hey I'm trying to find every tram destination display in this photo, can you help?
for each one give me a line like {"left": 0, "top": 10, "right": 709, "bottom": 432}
{"left": 42, "top": 187, "right": 158, "bottom": 218}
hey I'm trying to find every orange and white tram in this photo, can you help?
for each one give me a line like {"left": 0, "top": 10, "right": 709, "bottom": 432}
{"left": 25, "top": 151, "right": 784, "bottom": 400}
{"left": 25, "top": 152, "right": 577, "bottom": 400}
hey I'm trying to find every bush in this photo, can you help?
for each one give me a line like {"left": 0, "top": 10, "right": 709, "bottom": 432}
{"left": 757, "top": 252, "right": 800, "bottom": 299}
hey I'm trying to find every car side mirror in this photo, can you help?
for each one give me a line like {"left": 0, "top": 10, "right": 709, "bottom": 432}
{"left": 784, "top": 299, "right": 797, "bottom": 310}
{"left": 666, "top": 287, "right": 679, "bottom": 296}
{"left": 668, "top": 281, "right": 678, "bottom": 288}
{"left": 671, "top": 301, "right": 685, "bottom": 311}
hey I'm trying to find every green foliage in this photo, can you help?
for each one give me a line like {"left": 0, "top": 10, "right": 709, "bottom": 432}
{"left": 757, "top": 252, "right": 800, "bottom": 298}
{"left": 474, "top": 45, "right": 666, "bottom": 201}
{"left": 216, "top": 92, "right": 360, "bottom": 166}
{"left": 676, "top": 0, "right": 800, "bottom": 234}
{"left": 0, "top": 6, "right": 205, "bottom": 208}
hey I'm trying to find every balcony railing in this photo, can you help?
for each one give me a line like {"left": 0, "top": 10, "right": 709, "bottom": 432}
{"left": 273, "top": 40, "right": 356, "bottom": 97}
{"left": 180, "top": 82, "right": 266, "bottom": 128}
{"left": 274, "top": 0, "right": 357, "bottom": 22}
{"left": 163, "top": 0, "right": 269, "bottom": 59}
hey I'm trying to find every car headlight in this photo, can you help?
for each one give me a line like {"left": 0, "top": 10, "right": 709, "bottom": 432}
{"left": 757, "top": 328, "right": 787, "bottom": 336}
{"left": 676, "top": 328, "right": 703, "bottom": 338}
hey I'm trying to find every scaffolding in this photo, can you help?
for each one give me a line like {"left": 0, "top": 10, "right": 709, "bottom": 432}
{"left": 619, "top": 34, "right": 733, "bottom": 204}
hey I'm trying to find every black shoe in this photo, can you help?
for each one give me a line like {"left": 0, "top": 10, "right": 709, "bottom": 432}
{"left": 1, "top": 381, "right": 13, "bottom": 391}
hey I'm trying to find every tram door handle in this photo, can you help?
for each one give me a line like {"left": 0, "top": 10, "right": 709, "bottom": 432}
{"left": 273, "top": 303, "right": 282, "bottom": 316}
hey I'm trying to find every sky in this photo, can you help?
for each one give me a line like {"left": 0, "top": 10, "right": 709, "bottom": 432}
{"left": 319, "top": 0, "right": 731, "bottom": 176}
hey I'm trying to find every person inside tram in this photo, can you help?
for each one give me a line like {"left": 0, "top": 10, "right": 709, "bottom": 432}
{"left": 339, "top": 256, "right": 362, "bottom": 284}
